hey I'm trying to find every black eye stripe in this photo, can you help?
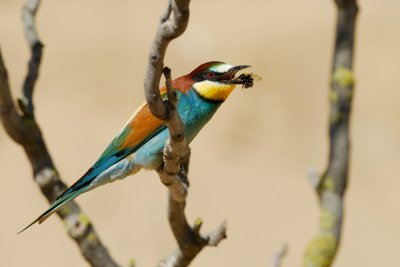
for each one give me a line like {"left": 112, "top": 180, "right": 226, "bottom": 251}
{"left": 193, "top": 71, "right": 224, "bottom": 82}
{"left": 205, "top": 71, "right": 223, "bottom": 80}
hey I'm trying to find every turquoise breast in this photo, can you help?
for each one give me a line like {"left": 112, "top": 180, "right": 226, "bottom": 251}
{"left": 134, "top": 89, "right": 221, "bottom": 169}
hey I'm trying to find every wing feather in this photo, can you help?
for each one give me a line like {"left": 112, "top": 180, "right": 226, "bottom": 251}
{"left": 58, "top": 103, "right": 166, "bottom": 198}
{"left": 92, "top": 102, "right": 166, "bottom": 171}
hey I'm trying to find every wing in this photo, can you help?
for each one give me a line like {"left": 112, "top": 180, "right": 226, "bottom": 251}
{"left": 19, "top": 103, "right": 168, "bottom": 233}
{"left": 19, "top": 84, "right": 198, "bottom": 232}
{"left": 58, "top": 103, "right": 167, "bottom": 199}
{"left": 98, "top": 103, "right": 166, "bottom": 165}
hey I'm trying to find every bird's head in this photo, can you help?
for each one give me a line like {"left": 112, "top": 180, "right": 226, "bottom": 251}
{"left": 188, "top": 61, "right": 250, "bottom": 102}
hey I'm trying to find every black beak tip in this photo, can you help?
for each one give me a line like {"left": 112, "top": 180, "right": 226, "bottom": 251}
{"left": 232, "top": 65, "right": 251, "bottom": 72}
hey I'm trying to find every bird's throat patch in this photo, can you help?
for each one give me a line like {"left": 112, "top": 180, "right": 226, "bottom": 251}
{"left": 193, "top": 81, "right": 236, "bottom": 101}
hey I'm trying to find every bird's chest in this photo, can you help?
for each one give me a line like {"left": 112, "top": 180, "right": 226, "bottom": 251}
{"left": 176, "top": 90, "right": 221, "bottom": 141}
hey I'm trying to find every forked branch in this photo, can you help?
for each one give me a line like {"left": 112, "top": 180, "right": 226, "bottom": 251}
{"left": 1, "top": 0, "right": 226, "bottom": 266}
{"left": 144, "top": 1, "right": 227, "bottom": 266}
{"left": 145, "top": 0, "right": 190, "bottom": 202}
{"left": 157, "top": 150, "right": 227, "bottom": 267}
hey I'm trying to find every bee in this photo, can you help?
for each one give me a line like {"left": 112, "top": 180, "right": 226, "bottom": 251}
{"left": 238, "top": 73, "right": 262, "bottom": 89}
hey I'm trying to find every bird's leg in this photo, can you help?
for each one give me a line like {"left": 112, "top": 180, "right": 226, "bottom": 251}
{"left": 177, "top": 148, "right": 190, "bottom": 187}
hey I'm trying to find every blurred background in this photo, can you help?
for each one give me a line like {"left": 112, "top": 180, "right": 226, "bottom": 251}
{"left": 1, "top": 0, "right": 399, "bottom": 266}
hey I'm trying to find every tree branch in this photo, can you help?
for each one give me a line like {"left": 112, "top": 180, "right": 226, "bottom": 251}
{"left": 143, "top": 2, "right": 227, "bottom": 265}
{"left": 145, "top": 0, "right": 188, "bottom": 216}
{"left": 0, "top": 1, "right": 121, "bottom": 266}
{"left": 302, "top": 1, "right": 358, "bottom": 267}
{"left": 270, "top": 244, "right": 288, "bottom": 267}
{"left": 144, "top": 0, "right": 190, "bottom": 121}
{"left": 19, "top": 0, "right": 43, "bottom": 117}
{"left": 3, "top": 0, "right": 226, "bottom": 266}
{"left": 157, "top": 150, "right": 227, "bottom": 267}
{"left": 144, "top": 0, "right": 190, "bottom": 203}
{"left": 156, "top": 67, "right": 188, "bottom": 202}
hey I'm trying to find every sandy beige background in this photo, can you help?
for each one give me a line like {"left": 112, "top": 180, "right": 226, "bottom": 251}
{"left": 1, "top": 0, "right": 399, "bottom": 266}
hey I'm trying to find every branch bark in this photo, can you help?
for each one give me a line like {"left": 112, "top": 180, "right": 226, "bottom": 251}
{"left": 270, "top": 244, "right": 287, "bottom": 267}
{"left": 144, "top": 0, "right": 190, "bottom": 120}
{"left": 155, "top": 67, "right": 188, "bottom": 202}
{"left": 145, "top": 0, "right": 190, "bottom": 202}
{"left": 157, "top": 150, "right": 227, "bottom": 267}
{"left": 302, "top": 1, "right": 358, "bottom": 267}
{"left": 2, "top": 1, "right": 226, "bottom": 266}
{"left": 143, "top": 1, "right": 227, "bottom": 266}
{"left": 0, "top": 1, "right": 120, "bottom": 266}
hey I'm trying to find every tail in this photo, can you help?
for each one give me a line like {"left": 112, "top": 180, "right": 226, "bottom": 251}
{"left": 18, "top": 147, "right": 138, "bottom": 234}
{"left": 18, "top": 187, "right": 86, "bottom": 234}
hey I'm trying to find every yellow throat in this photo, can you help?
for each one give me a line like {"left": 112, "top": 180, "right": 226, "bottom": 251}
{"left": 193, "top": 80, "right": 236, "bottom": 101}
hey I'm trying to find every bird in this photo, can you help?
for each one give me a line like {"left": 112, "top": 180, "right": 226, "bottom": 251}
{"left": 20, "top": 61, "right": 251, "bottom": 233}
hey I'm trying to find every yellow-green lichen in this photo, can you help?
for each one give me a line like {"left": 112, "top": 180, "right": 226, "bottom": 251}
{"left": 329, "top": 90, "right": 338, "bottom": 103}
{"left": 332, "top": 67, "right": 355, "bottom": 88}
{"left": 59, "top": 205, "right": 71, "bottom": 217}
{"left": 64, "top": 213, "right": 92, "bottom": 237}
{"left": 86, "top": 232, "right": 98, "bottom": 242}
{"left": 320, "top": 209, "right": 337, "bottom": 231}
{"left": 322, "top": 176, "right": 335, "bottom": 191}
{"left": 78, "top": 213, "right": 91, "bottom": 227}
{"left": 194, "top": 217, "right": 203, "bottom": 227}
{"left": 128, "top": 259, "right": 136, "bottom": 267}
{"left": 303, "top": 233, "right": 338, "bottom": 267}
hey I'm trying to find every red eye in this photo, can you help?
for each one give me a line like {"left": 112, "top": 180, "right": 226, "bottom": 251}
{"left": 207, "top": 72, "right": 215, "bottom": 79}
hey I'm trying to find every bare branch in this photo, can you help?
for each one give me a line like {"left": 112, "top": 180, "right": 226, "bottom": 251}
{"left": 270, "top": 244, "right": 288, "bottom": 267}
{"left": 144, "top": 2, "right": 228, "bottom": 264}
{"left": 157, "top": 150, "right": 227, "bottom": 267}
{"left": 303, "top": 1, "right": 358, "bottom": 267}
{"left": 0, "top": 1, "right": 121, "bottom": 266}
{"left": 144, "top": 0, "right": 190, "bottom": 203}
{"left": 0, "top": 50, "right": 25, "bottom": 144}
{"left": 156, "top": 67, "right": 188, "bottom": 202}
{"left": 20, "top": 0, "right": 42, "bottom": 116}
{"left": 22, "top": 0, "right": 41, "bottom": 47}
{"left": 144, "top": 0, "right": 190, "bottom": 120}
{"left": 157, "top": 199, "right": 227, "bottom": 267}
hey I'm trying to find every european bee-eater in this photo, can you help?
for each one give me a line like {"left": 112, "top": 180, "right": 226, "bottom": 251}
{"left": 21, "top": 61, "right": 252, "bottom": 232}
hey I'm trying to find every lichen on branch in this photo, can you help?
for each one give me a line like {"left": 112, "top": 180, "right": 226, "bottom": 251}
{"left": 302, "top": 1, "right": 358, "bottom": 267}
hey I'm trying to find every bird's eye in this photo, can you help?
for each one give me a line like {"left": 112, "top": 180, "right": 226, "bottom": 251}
{"left": 207, "top": 72, "right": 216, "bottom": 79}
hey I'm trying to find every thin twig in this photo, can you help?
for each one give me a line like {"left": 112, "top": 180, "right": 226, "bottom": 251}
{"left": 22, "top": 0, "right": 40, "bottom": 47}
{"left": 20, "top": 0, "right": 42, "bottom": 116}
{"left": 302, "top": 1, "right": 358, "bottom": 267}
{"left": 0, "top": 1, "right": 120, "bottom": 266}
{"left": 270, "top": 244, "right": 288, "bottom": 267}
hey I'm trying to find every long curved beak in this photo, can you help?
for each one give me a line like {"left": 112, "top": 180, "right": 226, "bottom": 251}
{"left": 229, "top": 65, "right": 251, "bottom": 73}
{"left": 220, "top": 65, "right": 251, "bottom": 84}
